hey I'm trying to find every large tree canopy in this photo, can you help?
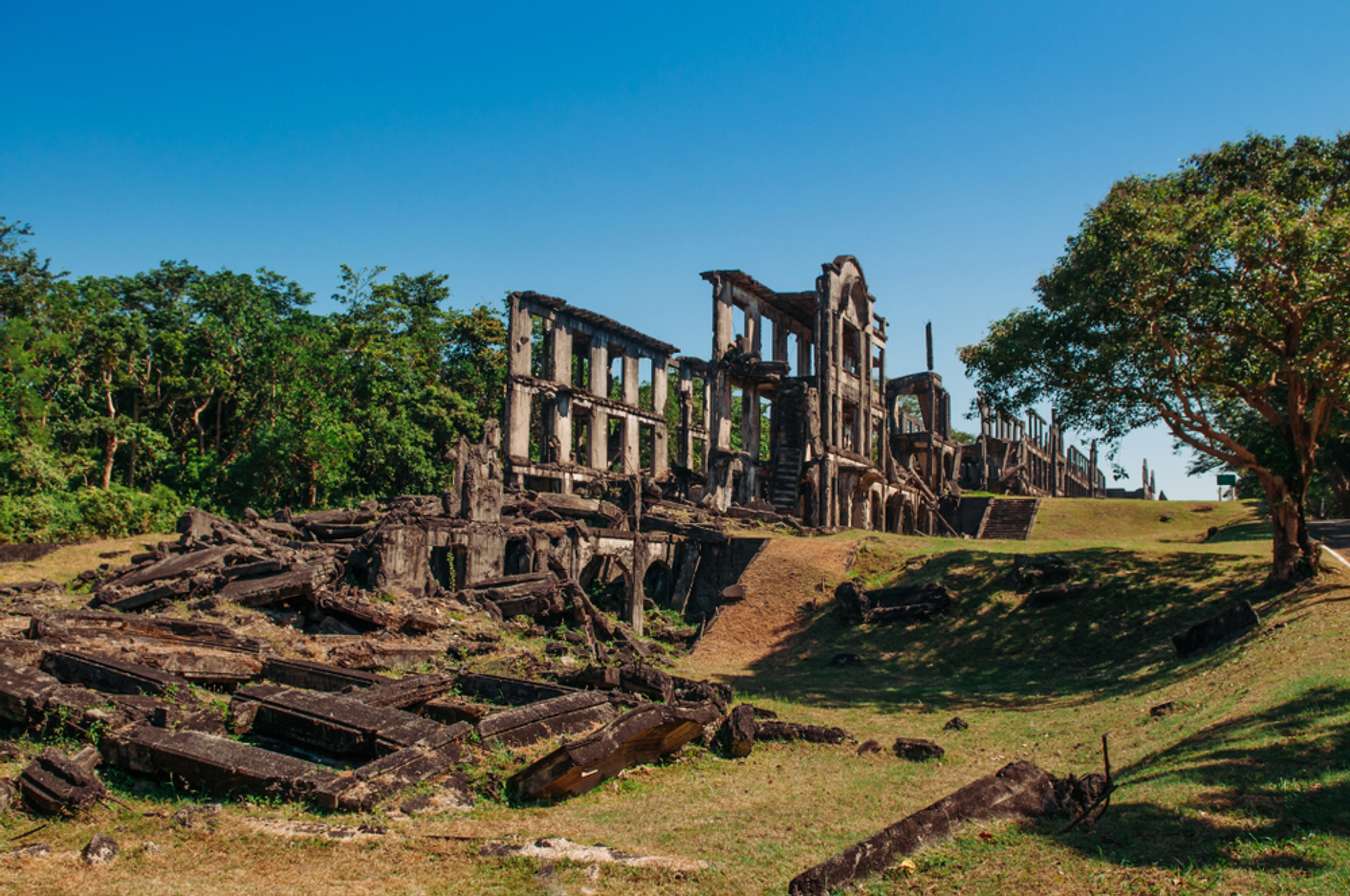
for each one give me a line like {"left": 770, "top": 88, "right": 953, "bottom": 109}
{"left": 0, "top": 217, "right": 507, "bottom": 522}
{"left": 962, "top": 134, "right": 1350, "bottom": 583}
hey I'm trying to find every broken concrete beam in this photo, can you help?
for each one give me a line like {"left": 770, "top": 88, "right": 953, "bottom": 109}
{"left": 719, "top": 704, "right": 756, "bottom": 758}
{"left": 754, "top": 719, "right": 850, "bottom": 745}
{"left": 354, "top": 673, "right": 457, "bottom": 709}
{"left": 42, "top": 685, "right": 161, "bottom": 734}
{"left": 234, "top": 685, "right": 457, "bottom": 758}
{"left": 892, "top": 738, "right": 944, "bottom": 761}
{"left": 455, "top": 671, "right": 577, "bottom": 706}
{"left": 101, "top": 725, "right": 336, "bottom": 800}
{"left": 422, "top": 694, "right": 492, "bottom": 725}
{"left": 0, "top": 663, "right": 60, "bottom": 724}
{"left": 40, "top": 649, "right": 189, "bottom": 697}
{"left": 18, "top": 747, "right": 105, "bottom": 816}
{"left": 312, "top": 589, "right": 398, "bottom": 630}
{"left": 326, "top": 642, "right": 444, "bottom": 671}
{"left": 125, "top": 644, "right": 263, "bottom": 687}
{"left": 477, "top": 691, "right": 618, "bottom": 748}
{"left": 1172, "top": 601, "right": 1260, "bottom": 657}
{"left": 560, "top": 663, "right": 672, "bottom": 702}
{"left": 27, "top": 611, "right": 264, "bottom": 654}
{"left": 101, "top": 578, "right": 193, "bottom": 611}
{"left": 218, "top": 564, "right": 325, "bottom": 607}
{"left": 310, "top": 733, "right": 468, "bottom": 812}
{"left": 681, "top": 678, "right": 735, "bottom": 712}
{"left": 262, "top": 657, "right": 388, "bottom": 692}
{"left": 100, "top": 545, "right": 232, "bottom": 591}
{"left": 788, "top": 761, "right": 1062, "bottom": 895}
{"left": 509, "top": 702, "right": 722, "bottom": 802}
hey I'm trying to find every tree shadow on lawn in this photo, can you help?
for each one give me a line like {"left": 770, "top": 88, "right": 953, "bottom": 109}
{"left": 1051, "top": 684, "right": 1350, "bottom": 875}
{"left": 724, "top": 546, "right": 1276, "bottom": 710}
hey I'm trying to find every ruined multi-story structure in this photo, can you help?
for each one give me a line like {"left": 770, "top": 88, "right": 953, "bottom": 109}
{"left": 959, "top": 403, "right": 1108, "bottom": 498}
{"left": 501, "top": 254, "right": 1119, "bottom": 545}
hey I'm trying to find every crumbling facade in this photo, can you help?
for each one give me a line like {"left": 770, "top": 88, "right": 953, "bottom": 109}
{"left": 502, "top": 254, "right": 1115, "bottom": 548}
{"left": 960, "top": 403, "right": 1105, "bottom": 497}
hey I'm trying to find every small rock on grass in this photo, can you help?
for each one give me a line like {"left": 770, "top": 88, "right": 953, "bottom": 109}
{"left": 81, "top": 833, "right": 118, "bottom": 866}
{"left": 10, "top": 843, "right": 51, "bottom": 859}
{"left": 893, "top": 738, "right": 944, "bottom": 761}
{"left": 856, "top": 739, "right": 882, "bottom": 756}
{"left": 943, "top": 716, "right": 969, "bottom": 731}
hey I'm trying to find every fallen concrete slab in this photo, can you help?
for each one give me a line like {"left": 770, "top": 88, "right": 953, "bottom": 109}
{"left": 262, "top": 657, "right": 387, "bottom": 692}
{"left": 509, "top": 702, "right": 721, "bottom": 802}
{"left": 40, "top": 649, "right": 189, "bottom": 697}
{"left": 102, "top": 725, "right": 337, "bottom": 800}
{"left": 788, "top": 761, "right": 1062, "bottom": 895}
{"left": 0, "top": 663, "right": 59, "bottom": 725}
{"left": 311, "top": 729, "right": 470, "bottom": 811}
{"left": 719, "top": 704, "right": 756, "bottom": 758}
{"left": 455, "top": 671, "right": 576, "bottom": 706}
{"left": 477, "top": 691, "right": 618, "bottom": 748}
{"left": 353, "top": 673, "right": 457, "bottom": 709}
{"left": 233, "top": 684, "right": 457, "bottom": 758}
{"left": 754, "top": 719, "right": 850, "bottom": 745}
{"left": 18, "top": 747, "right": 105, "bottom": 816}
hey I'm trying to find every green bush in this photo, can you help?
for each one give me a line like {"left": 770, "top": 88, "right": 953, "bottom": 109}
{"left": 0, "top": 484, "right": 184, "bottom": 543}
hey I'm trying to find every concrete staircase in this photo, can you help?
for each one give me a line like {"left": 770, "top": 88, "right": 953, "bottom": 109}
{"left": 769, "top": 382, "right": 809, "bottom": 514}
{"left": 980, "top": 498, "right": 1040, "bottom": 540}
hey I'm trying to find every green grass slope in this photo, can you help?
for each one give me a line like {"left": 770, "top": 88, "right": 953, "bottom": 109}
{"left": 3, "top": 499, "right": 1348, "bottom": 896}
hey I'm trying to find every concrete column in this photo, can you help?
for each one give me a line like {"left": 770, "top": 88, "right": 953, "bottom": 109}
{"left": 588, "top": 337, "right": 608, "bottom": 471}
{"left": 506, "top": 383, "right": 532, "bottom": 460}
{"left": 548, "top": 326, "right": 573, "bottom": 466}
{"left": 653, "top": 361, "right": 669, "bottom": 479}
{"left": 747, "top": 302, "right": 762, "bottom": 357}
{"left": 797, "top": 329, "right": 812, "bottom": 376}
{"left": 508, "top": 298, "right": 532, "bottom": 376}
{"left": 771, "top": 314, "right": 787, "bottom": 364}
{"left": 742, "top": 386, "right": 760, "bottom": 499}
{"left": 713, "top": 286, "right": 734, "bottom": 359}
{"left": 622, "top": 354, "right": 640, "bottom": 473}
{"left": 677, "top": 367, "right": 693, "bottom": 468}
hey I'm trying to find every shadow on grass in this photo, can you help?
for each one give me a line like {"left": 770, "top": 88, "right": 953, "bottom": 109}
{"left": 1052, "top": 684, "right": 1350, "bottom": 874}
{"left": 725, "top": 546, "right": 1273, "bottom": 709}
{"left": 1202, "top": 519, "right": 1273, "bottom": 544}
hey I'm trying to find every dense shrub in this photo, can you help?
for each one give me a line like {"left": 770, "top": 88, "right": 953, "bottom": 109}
{"left": 0, "top": 484, "right": 184, "bottom": 544}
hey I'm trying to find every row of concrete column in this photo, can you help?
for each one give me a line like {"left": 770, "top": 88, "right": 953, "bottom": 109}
{"left": 506, "top": 297, "right": 670, "bottom": 481}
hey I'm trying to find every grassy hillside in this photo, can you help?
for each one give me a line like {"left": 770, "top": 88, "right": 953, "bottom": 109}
{"left": 3, "top": 499, "right": 1348, "bottom": 895}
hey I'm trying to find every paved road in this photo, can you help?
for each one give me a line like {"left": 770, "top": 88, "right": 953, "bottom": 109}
{"left": 1310, "top": 519, "right": 1350, "bottom": 568}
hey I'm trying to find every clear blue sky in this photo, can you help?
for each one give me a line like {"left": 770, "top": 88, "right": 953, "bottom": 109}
{"left": 6, "top": 1, "right": 1349, "bottom": 498}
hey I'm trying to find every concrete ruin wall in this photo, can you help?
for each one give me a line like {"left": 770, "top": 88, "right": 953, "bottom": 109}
{"left": 495, "top": 254, "right": 1118, "bottom": 568}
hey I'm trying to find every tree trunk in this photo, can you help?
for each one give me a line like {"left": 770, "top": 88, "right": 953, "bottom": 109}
{"left": 101, "top": 431, "right": 119, "bottom": 490}
{"left": 101, "top": 372, "right": 119, "bottom": 490}
{"left": 1264, "top": 475, "right": 1314, "bottom": 586}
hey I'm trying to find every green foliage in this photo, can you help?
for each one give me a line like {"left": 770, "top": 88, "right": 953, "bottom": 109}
{"left": 0, "top": 220, "right": 507, "bottom": 532}
{"left": 0, "top": 483, "right": 184, "bottom": 543}
{"left": 962, "top": 133, "right": 1350, "bottom": 580}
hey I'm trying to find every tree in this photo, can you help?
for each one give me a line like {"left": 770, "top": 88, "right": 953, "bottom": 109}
{"left": 961, "top": 134, "right": 1350, "bottom": 584}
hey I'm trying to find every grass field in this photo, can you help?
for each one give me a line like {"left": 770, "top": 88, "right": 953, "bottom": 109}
{"left": 3, "top": 498, "right": 1348, "bottom": 895}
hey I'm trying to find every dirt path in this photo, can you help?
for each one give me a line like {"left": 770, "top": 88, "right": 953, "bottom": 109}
{"left": 686, "top": 535, "right": 856, "bottom": 676}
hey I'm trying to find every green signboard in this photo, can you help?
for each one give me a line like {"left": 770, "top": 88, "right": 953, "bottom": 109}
{"left": 1216, "top": 473, "right": 1238, "bottom": 486}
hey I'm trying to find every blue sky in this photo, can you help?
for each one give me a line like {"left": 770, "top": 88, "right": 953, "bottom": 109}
{"left": 5, "top": 1, "right": 1348, "bottom": 498}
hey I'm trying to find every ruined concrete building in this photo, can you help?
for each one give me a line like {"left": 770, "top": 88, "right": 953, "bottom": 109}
{"left": 501, "top": 255, "right": 1118, "bottom": 540}
{"left": 959, "top": 403, "right": 1107, "bottom": 498}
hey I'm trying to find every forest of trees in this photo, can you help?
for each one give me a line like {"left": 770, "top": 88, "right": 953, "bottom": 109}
{"left": 0, "top": 217, "right": 506, "bottom": 541}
